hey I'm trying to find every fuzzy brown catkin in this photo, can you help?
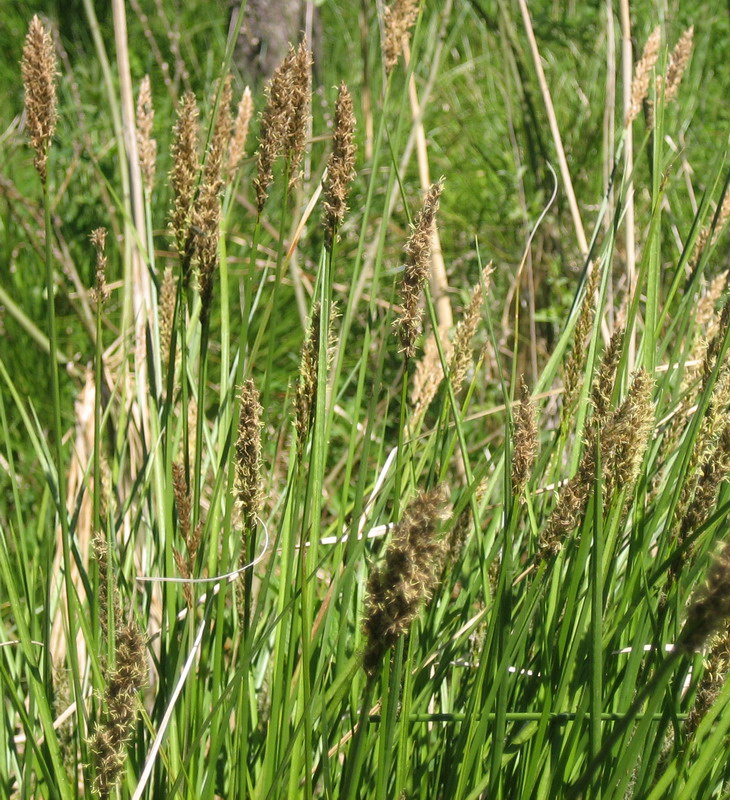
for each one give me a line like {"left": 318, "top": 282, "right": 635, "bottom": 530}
{"left": 235, "top": 379, "right": 263, "bottom": 530}
{"left": 395, "top": 179, "right": 444, "bottom": 358}
{"left": 449, "top": 265, "right": 493, "bottom": 395}
{"left": 563, "top": 264, "right": 600, "bottom": 416}
{"left": 284, "top": 40, "right": 312, "bottom": 188}
{"left": 159, "top": 266, "right": 177, "bottom": 369}
{"left": 664, "top": 26, "right": 694, "bottom": 103}
{"left": 90, "top": 228, "right": 109, "bottom": 306}
{"left": 512, "top": 379, "right": 538, "bottom": 498}
{"left": 363, "top": 485, "right": 449, "bottom": 676}
{"left": 679, "top": 539, "right": 730, "bottom": 653}
{"left": 195, "top": 74, "right": 233, "bottom": 322}
{"left": 21, "top": 15, "right": 58, "bottom": 185}
{"left": 88, "top": 621, "right": 146, "bottom": 799}
{"left": 170, "top": 92, "right": 200, "bottom": 285}
{"left": 323, "top": 82, "right": 357, "bottom": 249}
{"left": 254, "top": 45, "right": 296, "bottom": 212}
{"left": 626, "top": 26, "right": 661, "bottom": 125}
{"left": 228, "top": 86, "right": 253, "bottom": 178}
{"left": 136, "top": 74, "right": 157, "bottom": 193}
{"left": 383, "top": 0, "right": 420, "bottom": 74}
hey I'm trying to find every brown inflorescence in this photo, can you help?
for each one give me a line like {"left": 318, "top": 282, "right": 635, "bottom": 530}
{"left": 448, "top": 265, "right": 493, "bottom": 395}
{"left": 626, "top": 26, "right": 661, "bottom": 125}
{"left": 284, "top": 40, "right": 312, "bottom": 188}
{"left": 685, "top": 623, "right": 730, "bottom": 736}
{"left": 21, "top": 15, "right": 58, "bottom": 185}
{"left": 664, "top": 26, "right": 694, "bottom": 103}
{"left": 228, "top": 86, "right": 253, "bottom": 178}
{"left": 537, "top": 369, "right": 654, "bottom": 562}
{"left": 323, "top": 82, "right": 357, "bottom": 250}
{"left": 170, "top": 92, "right": 200, "bottom": 286}
{"left": 512, "top": 379, "right": 538, "bottom": 499}
{"left": 88, "top": 621, "right": 146, "bottom": 799}
{"left": 562, "top": 264, "right": 600, "bottom": 418}
{"left": 679, "top": 539, "right": 730, "bottom": 654}
{"left": 236, "top": 379, "right": 263, "bottom": 532}
{"left": 90, "top": 228, "right": 109, "bottom": 306}
{"left": 363, "top": 485, "right": 449, "bottom": 676}
{"left": 136, "top": 75, "right": 157, "bottom": 193}
{"left": 158, "top": 266, "right": 177, "bottom": 370}
{"left": 395, "top": 179, "right": 444, "bottom": 358}
{"left": 195, "top": 74, "right": 233, "bottom": 323}
{"left": 382, "top": 0, "right": 420, "bottom": 74}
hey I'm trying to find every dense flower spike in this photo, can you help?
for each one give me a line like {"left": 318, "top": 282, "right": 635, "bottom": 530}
{"left": 136, "top": 75, "right": 157, "bottom": 193}
{"left": 170, "top": 92, "right": 200, "bottom": 285}
{"left": 284, "top": 40, "right": 312, "bottom": 187}
{"left": 395, "top": 179, "right": 444, "bottom": 358}
{"left": 363, "top": 485, "right": 449, "bottom": 675}
{"left": 21, "top": 15, "right": 57, "bottom": 184}
{"left": 664, "top": 26, "right": 694, "bottom": 102}
{"left": 626, "top": 26, "right": 661, "bottom": 125}
{"left": 195, "top": 74, "right": 233, "bottom": 322}
{"left": 228, "top": 86, "right": 253, "bottom": 177}
{"left": 383, "top": 0, "right": 420, "bottom": 74}
{"left": 89, "top": 621, "right": 146, "bottom": 799}
{"left": 159, "top": 266, "right": 177, "bottom": 369}
{"left": 90, "top": 228, "right": 109, "bottom": 306}
{"left": 512, "top": 379, "right": 538, "bottom": 498}
{"left": 236, "top": 379, "right": 263, "bottom": 530}
{"left": 323, "top": 82, "right": 357, "bottom": 249}
{"left": 563, "top": 264, "right": 600, "bottom": 416}
{"left": 449, "top": 265, "right": 492, "bottom": 395}
{"left": 680, "top": 539, "right": 730, "bottom": 653}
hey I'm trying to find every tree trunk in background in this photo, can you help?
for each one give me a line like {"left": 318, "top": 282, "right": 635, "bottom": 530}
{"left": 230, "top": 0, "right": 320, "bottom": 82}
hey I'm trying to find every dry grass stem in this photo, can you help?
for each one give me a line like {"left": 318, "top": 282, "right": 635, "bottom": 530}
{"left": 22, "top": 15, "right": 58, "bottom": 184}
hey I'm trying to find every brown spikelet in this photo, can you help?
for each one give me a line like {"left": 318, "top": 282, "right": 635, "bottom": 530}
{"left": 395, "top": 179, "right": 444, "bottom": 358}
{"left": 294, "top": 302, "right": 338, "bottom": 446}
{"left": 228, "top": 86, "right": 253, "bottom": 178}
{"left": 590, "top": 326, "right": 624, "bottom": 426}
{"left": 284, "top": 40, "right": 312, "bottom": 187}
{"left": 383, "top": 0, "right": 420, "bottom": 74}
{"left": 171, "top": 461, "right": 191, "bottom": 546}
{"left": 602, "top": 368, "right": 655, "bottom": 501}
{"left": 664, "top": 26, "right": 694, "bottom": 103}
{"left": 448, "top": 265, "right": 493, "bottom": 395}
{"left": 685, "top": 624, "right": 730, "bottom": 736}
{"left": 89, "top": 228, "right": 109, "bottom": 306}
{"left": 170, "top": 92, "right": 200, "bottom": 285}
{"left": 295, "top": 302, "right": 321, "bottom": 444}
{"left": 88, "top": 620, "right": 146, "bottom": 799}
{"left": 538, "top": 369, "right": 653, "bottom": 561}
{"left": 235, "top": 379, "right": 263, "bottom": 531}
{"left": 363, "top": 485, "right": 449, "bottom": 676}
{"left": 254, "top": 45, "right": 296, "bottom": 213}
{"left": 679, "top": 539, "right": 730, "bottom": 653}
{"left": 136, "top": 75, "right": 157, "bottom": 193}
{"left": 92, "top": 534, "right": 120, "bottom": 638}
{"left": 512, "top": 379, "right": 538, "bottom": 498}
{"left": 411, "top": 327, "right": 452, "bottom": 422}
{"left": 323, "top": 82, "right": 357, "bottom": 250}
{"left": 447, "top": 506, "right": 473, "bottom": 566}
{"left": 21, "top": 16, "right": 58, "bottom": 185}
{"left": 563, "top": 265, "right": 600, "bottom": 417}
{"left": 195, "top": 74, "right": 233, "bottom": 322}
{"left": 159, "top": 266, "right": 177, "bottom": 369}
{"left": 626, "top": 26, "right": 661, "bottom": 125}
